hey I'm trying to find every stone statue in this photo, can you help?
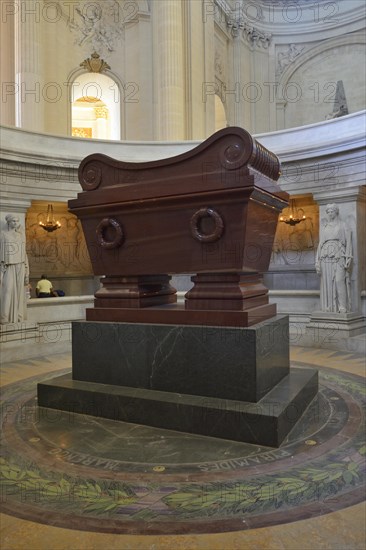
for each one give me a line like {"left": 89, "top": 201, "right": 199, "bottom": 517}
{"left": 277, "top": 44, "right": 304, "bottom": 73}
{"left": 0, "top": 214, "right": 29, "bottom": 323}
{"left": 325, "top": 80, "right": 349, "bottom": 120}
{"left": 68, "top": 1, "right": 124, "bottom": 55}
{"left": 315, "top": 204, "right": 352, "bottom": 313}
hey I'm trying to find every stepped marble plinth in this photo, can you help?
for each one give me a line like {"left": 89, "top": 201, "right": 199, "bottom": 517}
{"left": 37, "top": 367, "right": 318, "bottom": 447}
{"left": 37, "top": 316, "right": 318, "bottom": 446}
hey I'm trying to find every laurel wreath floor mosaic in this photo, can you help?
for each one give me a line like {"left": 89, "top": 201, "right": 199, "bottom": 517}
{"left": 1, "top": 354, "right": 365, "bottom": 537}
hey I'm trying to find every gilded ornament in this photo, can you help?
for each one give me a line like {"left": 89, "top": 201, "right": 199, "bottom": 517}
{"left": 80, "top": 52, "right": 111, "bottom": 73}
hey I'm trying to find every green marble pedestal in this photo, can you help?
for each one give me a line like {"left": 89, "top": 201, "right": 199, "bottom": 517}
{"left": 37, "top": 316, "right": 318, "bottom": 447}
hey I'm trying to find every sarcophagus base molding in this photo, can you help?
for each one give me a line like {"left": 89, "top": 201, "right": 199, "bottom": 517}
{"left": 85, "top": 303, "right": 276, "bottom": 326}
{"left": 185, "top": 272, "right": 269, "bottom": 311}
{"left": 89, "top": 271, "right": 275, "bottom": 325}
{"left": 94, "top": 274, "right": 177, "bottom": 308}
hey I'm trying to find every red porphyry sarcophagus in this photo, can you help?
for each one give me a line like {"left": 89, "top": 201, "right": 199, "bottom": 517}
{"left": 69, "top": 127, "right": 288, "bottom": 326}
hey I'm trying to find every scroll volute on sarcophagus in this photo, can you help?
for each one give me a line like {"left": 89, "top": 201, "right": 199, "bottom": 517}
{"left": 69, "top": 127, "right": 288, "bottom": 279}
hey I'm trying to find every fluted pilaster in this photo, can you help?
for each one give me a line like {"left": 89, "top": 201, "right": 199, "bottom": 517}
{"left": 15, "top": 0, "right": 44, "bottom": 130}
{"left": 154, "top": 0, "right": 185, "bottom": 140}
{"left": 0, "top": 0, "right": 16, "bottom": 125}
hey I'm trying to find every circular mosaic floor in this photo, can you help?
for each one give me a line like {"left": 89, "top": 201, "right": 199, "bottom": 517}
{"left": 1, "top": 364, "right": 365, "bottom": 535}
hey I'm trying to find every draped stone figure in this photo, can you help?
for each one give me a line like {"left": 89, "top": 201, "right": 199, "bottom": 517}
{"left": 315, "top": 204, "right": 352, "bottom": 313}
{"left": 0, "top": 214, "right": 29, "bottom": 323}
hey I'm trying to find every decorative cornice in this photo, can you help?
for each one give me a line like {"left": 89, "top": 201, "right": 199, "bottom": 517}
{"left": 227, "top": 17, "right": 272, "bottom": 49}
{"left": 225, "top": 0, "right": 366, "bottom": 40}
{"left": 312, "top": 186, "right": 366, "bottom": 204}
{"left": 0, "top": 198, "right": 32, "bottom": 213}
{"left": 214, "top": 0, "right": 233, "bottom": 18}
{"left": 264, "top": 0, "right": 331, "bottom": 4}
{"left": 1, "top": 110, "right": 365, "bottom": 165}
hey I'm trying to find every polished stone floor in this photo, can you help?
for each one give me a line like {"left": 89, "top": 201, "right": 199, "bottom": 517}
{"left": 1, "top": 346, "right": 365, "bottom": 549}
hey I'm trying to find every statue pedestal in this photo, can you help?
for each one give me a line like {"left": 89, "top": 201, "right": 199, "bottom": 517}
{"left": 0, "top": 321, "right": 38, "bottom": 341}
{"left": 37, "top": 316, "right": 318, "bottom": 447}
{"left": 307, "top": 311, "right": 366, "bottom": 339}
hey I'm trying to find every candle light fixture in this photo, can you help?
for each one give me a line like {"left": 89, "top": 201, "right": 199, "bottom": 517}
{"left": 279, "top": 198, "right": 306, "bottom": 226}
{"left": 39, "top": 204, "right": 61, "bottom": 232}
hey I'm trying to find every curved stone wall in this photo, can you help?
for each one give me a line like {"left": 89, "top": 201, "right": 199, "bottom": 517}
{"left": 0, "top": 113, "right": 365, "bottom": 355}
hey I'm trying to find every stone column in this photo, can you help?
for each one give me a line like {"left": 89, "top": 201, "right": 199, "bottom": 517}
{"left": 202, "top": 0, "right": 215, "bottom": 138}
{"left": 182, "top": 0, "right": 206, "bottom": 139}
{"left": 307, "top": 187, "right": 366, "bottom": 342}
{"left": 15, "top": 0, "right": 44, "bottom": 131}
{"left": 94, "top": 106, "right": 108, "bottom": 140}
{"left": 227, "top": 24, "right": 245, "bottom": 127}
{"left": 226, "top": 20, "right": 250, "bottom": 130}
{"left": 154, "top": 0, "right": 185, "bottom": 140}
{"left": 0, "top": 0, "right": 16, "bottom": 125}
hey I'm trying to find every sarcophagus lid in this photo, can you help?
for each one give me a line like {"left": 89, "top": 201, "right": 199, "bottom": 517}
{"left": 69, "top": 127, "right": 288, "bottom": 276}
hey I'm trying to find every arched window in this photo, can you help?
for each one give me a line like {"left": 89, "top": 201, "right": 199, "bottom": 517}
{"left": 70, "top": 72, "right": 121, "bottom": 140}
